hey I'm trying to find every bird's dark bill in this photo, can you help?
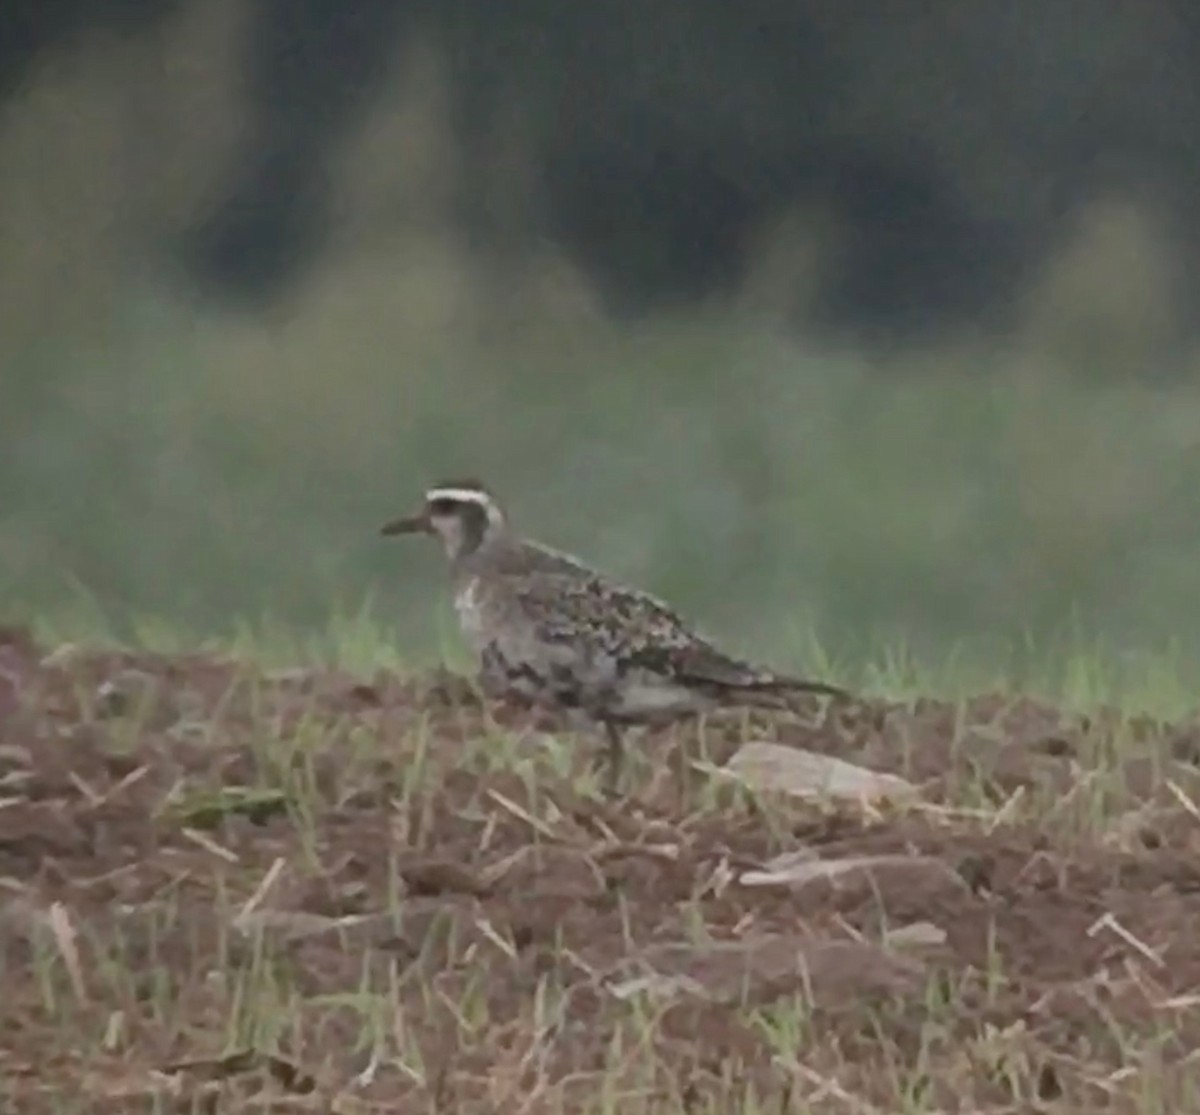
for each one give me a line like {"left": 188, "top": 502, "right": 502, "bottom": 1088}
{"left": 380, "top": 513, "right": 430, "bottom": 536}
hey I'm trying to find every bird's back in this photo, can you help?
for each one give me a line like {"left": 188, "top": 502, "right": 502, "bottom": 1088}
{"left": 453, "top": 536, "right": 835, "bottom": 721}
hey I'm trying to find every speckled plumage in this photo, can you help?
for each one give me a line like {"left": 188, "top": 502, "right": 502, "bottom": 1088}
{"left": 382, "top": 481, "right": 848, "bottom": 785}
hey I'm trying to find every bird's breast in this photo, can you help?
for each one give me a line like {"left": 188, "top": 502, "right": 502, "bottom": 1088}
{"left": 453, "top": 577, "right": 489, "bottom": 651}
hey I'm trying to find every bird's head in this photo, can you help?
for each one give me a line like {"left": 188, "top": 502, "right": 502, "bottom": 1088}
{"left": 380, "top": 480, "right": 507, "bottom": 561}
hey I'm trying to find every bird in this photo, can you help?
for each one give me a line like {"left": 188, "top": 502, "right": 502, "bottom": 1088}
{"left": 381, "top": 479, "right": 850, "bottom": 790}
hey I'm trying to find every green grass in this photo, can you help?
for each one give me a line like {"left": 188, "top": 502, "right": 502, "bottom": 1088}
{"left": 25, "top": 604, "right": 1200, "bottom": 719}
{"left": 7, "top": 293, "right": 1200, "bottom": 681}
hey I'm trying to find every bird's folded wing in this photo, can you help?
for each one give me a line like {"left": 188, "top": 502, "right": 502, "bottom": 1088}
{"left": 667, "top": 646, "right": 848, "bottom": 697}
{"left": 510, "top": 572, "right": 705, "bottom": 657}
{"left": 509, "top": 573, "right": 845, "bottom": 696}
{"left": 661, "top": 643, "right": 776, "bottom": 688}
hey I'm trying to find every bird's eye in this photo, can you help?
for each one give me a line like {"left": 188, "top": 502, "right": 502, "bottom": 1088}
{"left": 428, "top": 498, "right": 458, "bottom": 516}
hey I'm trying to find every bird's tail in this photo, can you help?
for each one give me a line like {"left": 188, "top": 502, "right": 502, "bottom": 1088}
{"left": 735, "top": 671, "right": 851, "bottom": 705}
{"left": 677, "top": 648, "right": 850, "bottom": 704}
{"left": 779, "top": 677, "right": 851, "bottom": 699}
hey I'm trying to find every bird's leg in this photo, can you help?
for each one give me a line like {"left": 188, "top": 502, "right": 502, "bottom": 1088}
{"left": 602, "top": 720, "right": 625, "bottom": 797}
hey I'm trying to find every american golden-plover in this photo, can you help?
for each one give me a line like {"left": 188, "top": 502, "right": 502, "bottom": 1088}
{"left": 382, "top": 480, "right": 848, "bottom": 788}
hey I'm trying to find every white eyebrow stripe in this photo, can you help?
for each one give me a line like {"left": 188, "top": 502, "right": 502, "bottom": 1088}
{"left": 425, "top": 487, "right": 493, "bottom": 506}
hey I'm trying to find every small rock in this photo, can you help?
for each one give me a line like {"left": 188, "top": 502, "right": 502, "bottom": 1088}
{"left": 234, "top": 910, "right": 387, "bottom": 943}
{"left": 606, "top": 934, "right": 926, "bottom": 1006}
{"left": 883, "top": 921, "right": 949, "bottom": 950}
{"left": 719, "top": 741, "right": 919, "bottom": 803}
{"left": 95, "top": 669, "right": 158, "bottom": 719}
{"left": 739, "top": 852, "right": 966, "bottom": 893}
{"left": 0, "top": 743, "right": 33, "bottom": 769}
{"left": 40, "top": 643, "right": 83, "bottom": 669}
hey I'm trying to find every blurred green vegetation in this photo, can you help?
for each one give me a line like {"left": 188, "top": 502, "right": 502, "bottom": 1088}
{"left": 4, "top": 8, "right": 1200, "bottom": 681}
{"left": 6, "top": 287, "right": 1200, "bottom": 681}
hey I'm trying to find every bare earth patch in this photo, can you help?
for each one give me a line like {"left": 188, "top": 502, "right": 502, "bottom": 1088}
{"left": 3, "top": 626, "right": 1200, "bottom": 1112}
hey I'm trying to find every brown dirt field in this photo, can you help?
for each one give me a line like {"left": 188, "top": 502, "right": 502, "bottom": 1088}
{"left": 2, "top": 626, "right": 1200, "bottom": 1112}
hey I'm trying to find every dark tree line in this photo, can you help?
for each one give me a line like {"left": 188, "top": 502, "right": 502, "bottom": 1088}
{"left": 7, "top": 0, "right": 1200, "bottom": 341}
